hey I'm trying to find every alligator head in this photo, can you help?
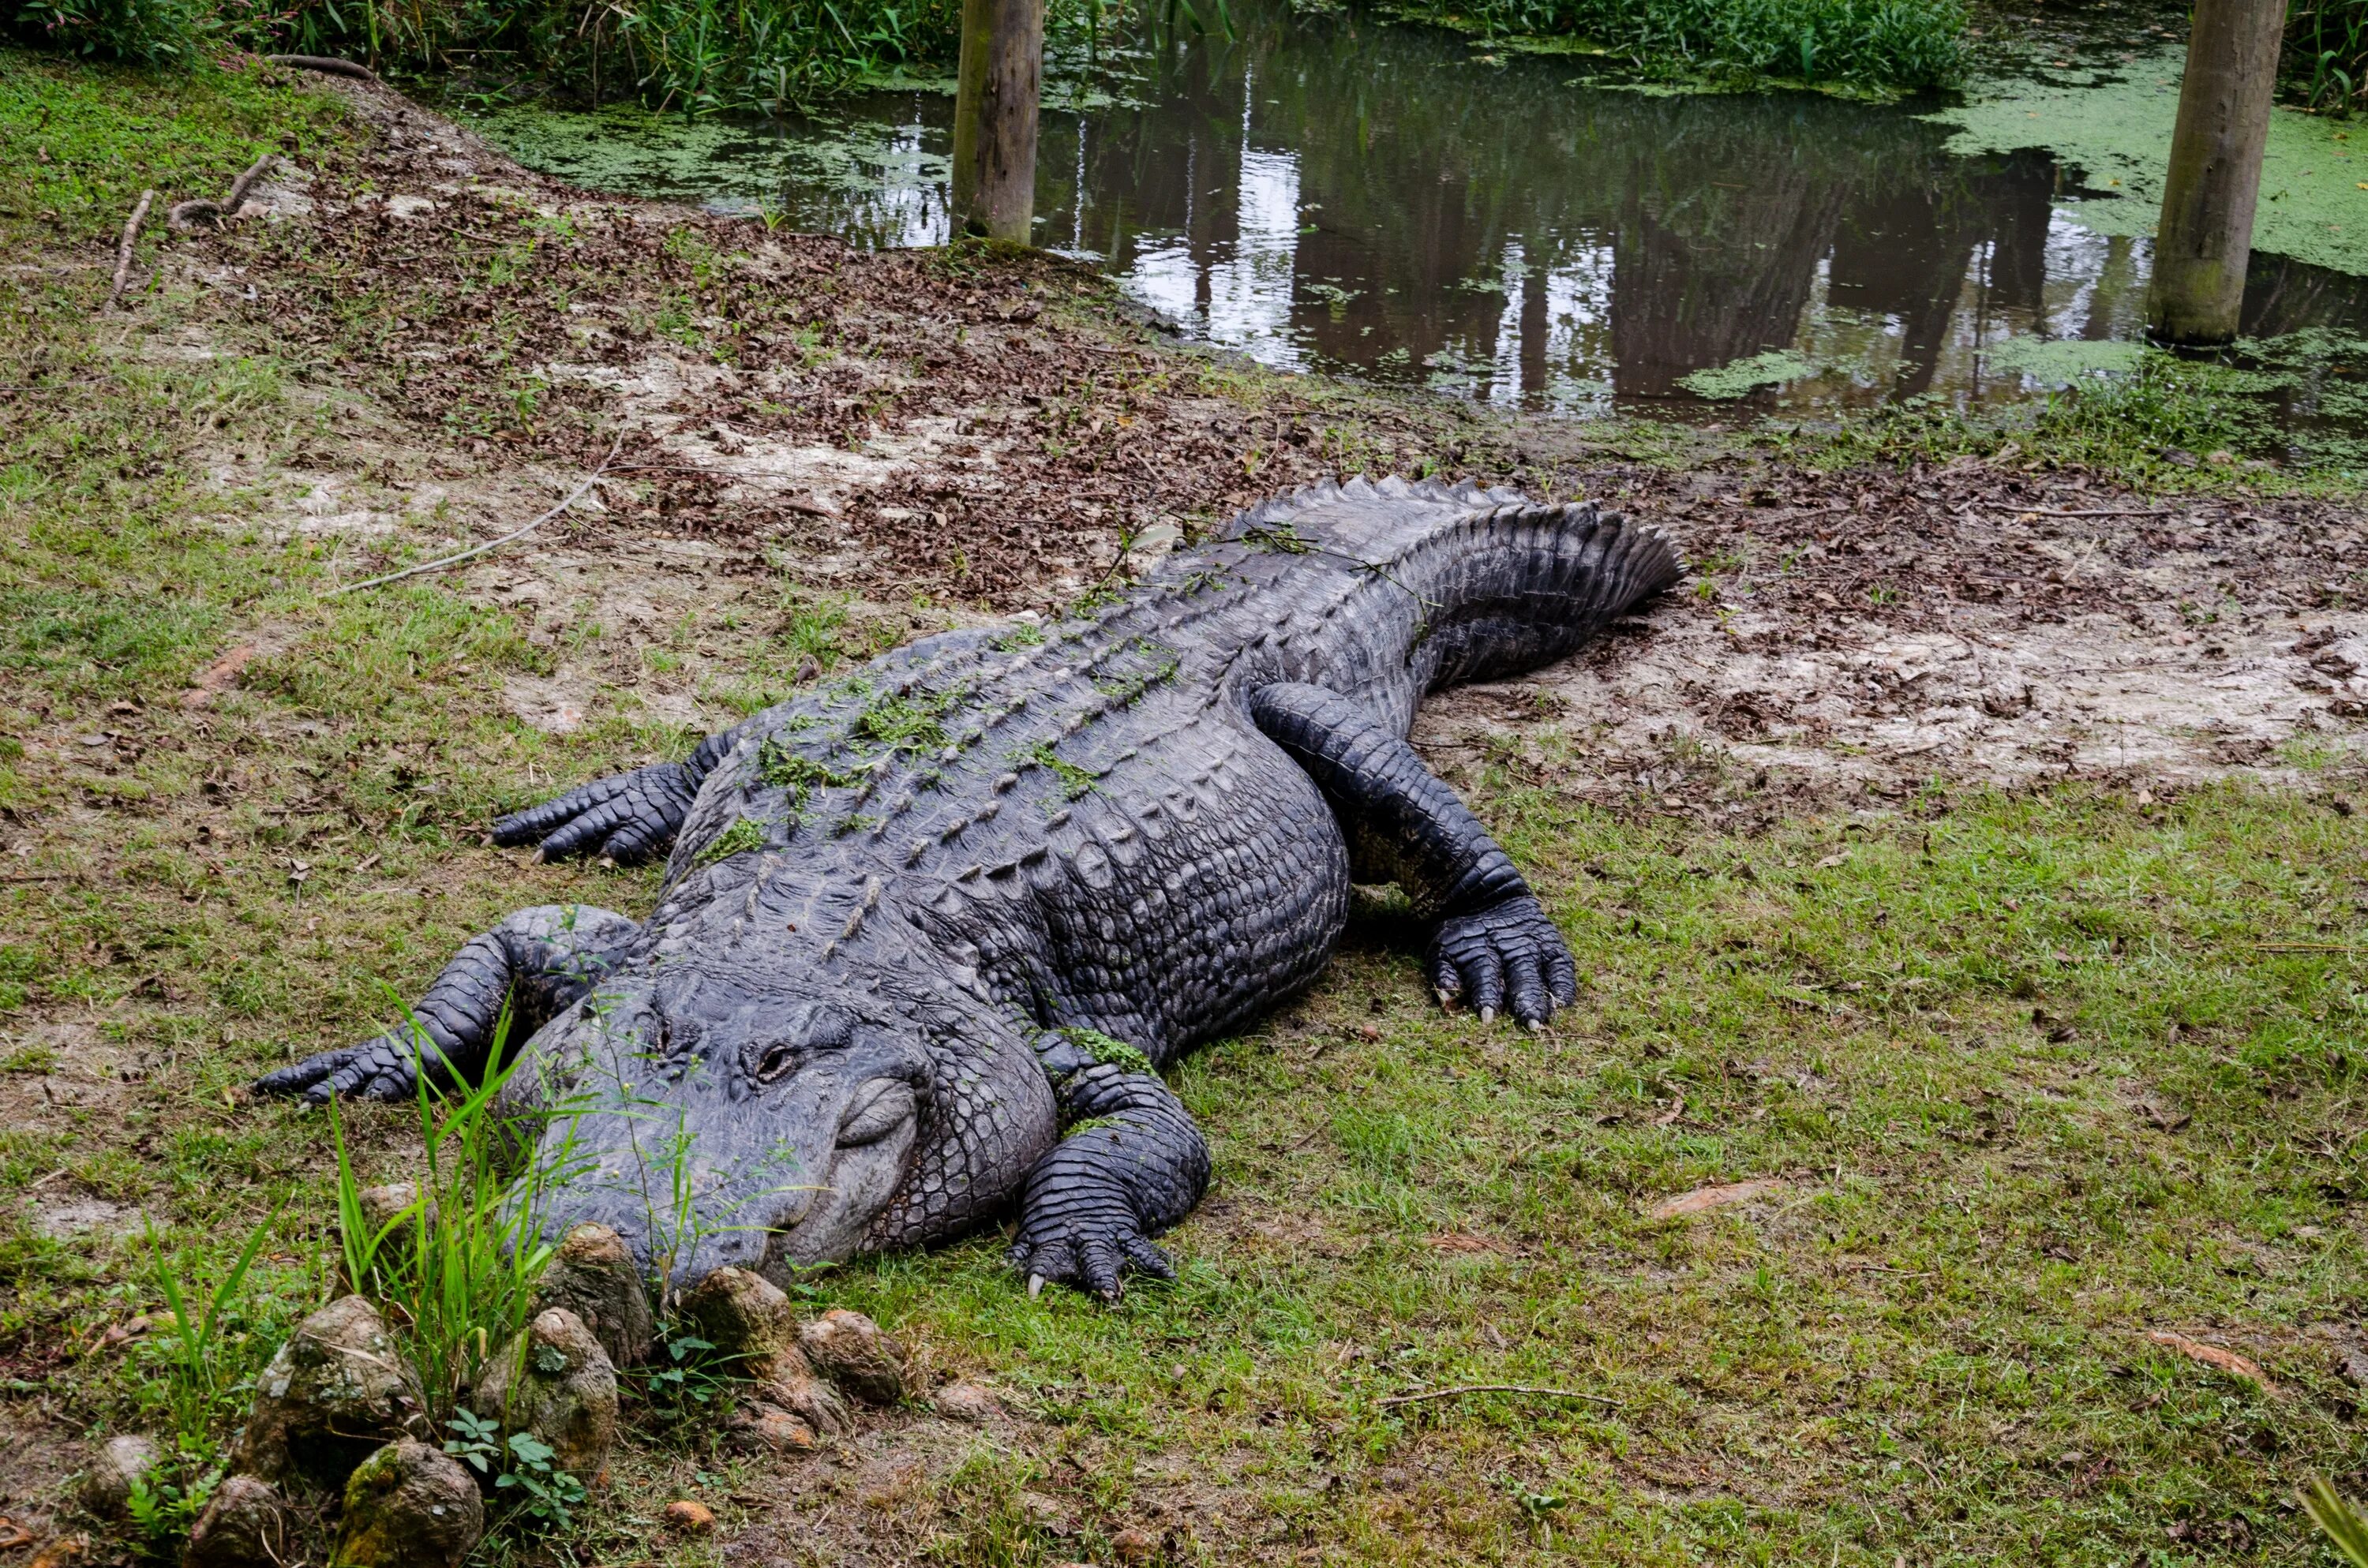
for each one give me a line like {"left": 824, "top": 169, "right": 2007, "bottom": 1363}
{"left": 496, "top": 960, "right": 1047, "bottom": 1289}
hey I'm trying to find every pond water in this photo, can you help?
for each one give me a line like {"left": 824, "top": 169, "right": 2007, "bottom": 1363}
{"left": 466, "top": 5, "right": 2368, "bottom": 427}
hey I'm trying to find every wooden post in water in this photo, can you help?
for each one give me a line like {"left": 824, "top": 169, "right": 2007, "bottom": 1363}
{"left": 950, "top": 0, "right": 1045, "bottom": 243}
{"left": 2145, "top": 0, "right": 2287, "bottom": 344}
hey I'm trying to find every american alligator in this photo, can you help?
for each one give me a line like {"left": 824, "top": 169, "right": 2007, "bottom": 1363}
{"left": 259, "top": 477, "right": 1680, "bottom": 1299}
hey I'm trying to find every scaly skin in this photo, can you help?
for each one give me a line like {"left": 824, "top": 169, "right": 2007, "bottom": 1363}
{"left": 258, "top": 477, "right": 1680, "bottom": 1300}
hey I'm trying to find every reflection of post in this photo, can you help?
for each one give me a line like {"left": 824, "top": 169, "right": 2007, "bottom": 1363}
{"left": 2147, "top": 0, "right": 2284, "bottom": 343}
{"left": 951, "top": 0, "right": 1045, "bottom": 242}
{"left": 1519, "top": 255, "right": 1549, "bottom": 406}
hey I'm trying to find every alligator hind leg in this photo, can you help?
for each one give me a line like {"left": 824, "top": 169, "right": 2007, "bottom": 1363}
{"left": 1008, "top": 1032, "right": 1211, "bottom": 1300}
{"left": 1250, "top": 682, "right": 1578, "bottom": 1027}
{"left": 255, "top": 905, "right": 640, "bottom": 1103}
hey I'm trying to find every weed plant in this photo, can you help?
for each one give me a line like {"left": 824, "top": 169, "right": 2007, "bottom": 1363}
{"left": 2289, "top": 0, "right": 2368, "bottom": 113}
{"left": 7, "top": 0, "right": 1118, "bottom": 110}
{"left": 329, "top": 1008, "right": 586, "bottom": 1418}
{"left": 1774, "top": 349, "right": 2283, "bottom": 482}
{"left": 1381, "top": 0, "right": 1965, "bottom": 92}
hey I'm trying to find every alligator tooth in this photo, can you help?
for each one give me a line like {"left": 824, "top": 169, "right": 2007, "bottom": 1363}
{"left": 1478, "top": 1006, "right": 1497, "bottom": 1025}
{"left": 1028, "top": 1274, "right": 1046, "bottom": 1299}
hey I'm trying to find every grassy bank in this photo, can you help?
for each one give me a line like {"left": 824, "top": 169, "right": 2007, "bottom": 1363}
{"left": 6, "top": 43, "right": 2368, "bottom": 1568}
{"left": 1369, "top": 0, "right": 1963, "bottom": 94}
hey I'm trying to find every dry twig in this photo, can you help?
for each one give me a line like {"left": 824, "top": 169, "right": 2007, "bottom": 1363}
{"left": 101, "top": 189, "right": 155, "bottom": 313}
{"left": 1982, "top": 503, "right": 2175, "bottom": 519}
{"left": 331, "top": 436, "right": 624, "bottom": 594}
{"left": 1377, "top": 1383, "right": 1623, "bottom": 1409}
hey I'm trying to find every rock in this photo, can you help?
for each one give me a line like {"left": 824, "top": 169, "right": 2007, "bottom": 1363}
{"left": 470, "top": 1308, "right": 618, "bottom": 1480}
{"left": 330, "top": 1440, "right": 482, "bottom": 1568}
{"left": 799, "top": 1309, "right": 909, "bottom": 1405}
{"left": 729, "top": 1401, "right": 817, "bottom": 1455}
{"left": 81, "top": 1433, "right": 162, "bottom": 1518}
{"left": 676, "top": 1267, "right": 849, "bottom": 1434}
{"left": 677, "top": 1268, "right": 800, "bottom": 1381}
{"left": 1111, "top": 1525, "right": 1160, "bottom": 1564}
{"left": 663, "top": 1499, "right": 714, "bottom": 1533}
{"left": 931, "top": 1380, "right": 999, "bottom": 1424}
{"left": 229, "top": 1296, "right": 425, "bottom": 1489}
{"left": 182, "top": 1475, "right": 289, "bottom": 1568}
{"left": 530, "top": 1223, "right": 654, "bottom": 1368}
{"left": 763, "top": 1363, "right": 851, "bottom": 1438}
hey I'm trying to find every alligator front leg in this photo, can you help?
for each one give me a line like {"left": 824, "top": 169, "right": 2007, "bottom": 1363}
{"left": 255, "top": 905, "right": 640, "bottom": 1103}
{"left": 1009, "top": 1033, "right": 1211, "bottom": 1301}
{"left": 492, "top": 730, "right": 740, "bottom": 864}
{"left": 1251, "top": 681, "right": 1578, "bottom": 1028}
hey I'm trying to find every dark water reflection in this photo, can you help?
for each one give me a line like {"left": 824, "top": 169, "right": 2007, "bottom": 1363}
{"left": 472, "top": 4, "right": 2368, "bottom": 418}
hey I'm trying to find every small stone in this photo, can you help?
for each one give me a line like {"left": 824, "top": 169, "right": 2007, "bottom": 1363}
{"left": 81, "top": 1433, "right": 162, "bottom": 1519}
{"left": 677, "top": 1268, "right": 849, "bottom": 1435}
{"left": 664, "top": 1499, "right": 714, "bottom": 1533}
{"left": 329, "top": 1440, "right": 482, "bottom": 1568}
{"left": 729, "top": 1401, "right": 818, "bottom": 1454}
{"left": 798, "top": 1309, "right": 909, "bottom": 1405}
{"left": 182, "top": 1475, "right": 290, "bottom": 1568}
{"left": 531, "top": 1222, "right": 655, "bottom": 1368}
{"left": 931, "top": 1380, "right": 999, "bottom": 1424}
{"left": 763, "top": 1364, "right": 851, "bottom": 1438}
{"left": 677, "top": 1268, "right": 801, "bottom": 1383}
{"left": 229, "top": 1296, "right": 426, "bottom": 1489}
{"left": 470, "top": 1308, "right": 618, "bottom": 1480}
{"left": 1111, "top": 1525, "right": 1160, "bottom": 1564}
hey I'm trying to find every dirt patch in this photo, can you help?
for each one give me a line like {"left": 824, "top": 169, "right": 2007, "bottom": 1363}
{"left": 150, "top": 71, "right": 1444, "bottom": 624}
{"left": 1420, "top": 456, "right": 2368, "bottom": 803}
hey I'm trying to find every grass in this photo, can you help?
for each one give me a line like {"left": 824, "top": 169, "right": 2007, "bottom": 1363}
{"left": 814, "top": 777, "right": 2368, "bottom": 1564}
{"left": 1764, "top": 348, "right": 2368, "bottom": 494}
{"left": 1373, "top": 0, "right": 1965, "bottom": 93}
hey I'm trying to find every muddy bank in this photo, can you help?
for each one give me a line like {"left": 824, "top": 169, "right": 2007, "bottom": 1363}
{"left": 1422, "top": 451, "right": 2368, "bottom": 813}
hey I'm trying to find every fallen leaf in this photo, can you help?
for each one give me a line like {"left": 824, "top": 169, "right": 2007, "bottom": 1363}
{"left": 2145, "top": 1330, "right": 2274, "bottom": 1391}
{"left": 663, "top": 1499, "right": 714, "bottom": 1533}
{"left": 2143, "top": 1103, "right": 2193, "bottom": 1132}
{"left": 180, "top": 642, "right": 258, "bottom": 709}
{"left": 1425, "top": 1232, "right": 1500, "bottom": 1254}
{"left": 1646, "top": 1178, "right": 1785, "bottom": 1220}
{"left": 1654, "top": 1095, "right": 1686, "bottom": 1127}
{"left": 1813, "top": 850, "right": 1849, "bottom": 870}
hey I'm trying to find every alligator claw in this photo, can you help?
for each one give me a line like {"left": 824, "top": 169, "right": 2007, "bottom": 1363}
{"left": 1007, "top": 1192, "right": 1173, "bottom": 1304}
{"left": 256, "top": 1027, "right": 451, "bottom": 1105}
{"left": 1429, "top": 893, "right": 1579, "bottom": 1029}
{"left": 493, "top": 761, "right": 700, "bottom": 865}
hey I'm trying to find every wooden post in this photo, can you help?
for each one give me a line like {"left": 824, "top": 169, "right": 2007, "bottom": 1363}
{"left": 950, "top": 0, "right": 1045, "bottom": 244}
{"left": 2146, "top": 0, "right": 2288, "bottom": 344}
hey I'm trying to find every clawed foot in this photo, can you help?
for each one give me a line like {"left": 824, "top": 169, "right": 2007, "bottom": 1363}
{"left": 1008, "top": 1177, "right": 1176, "bottom": 1302}
{"left": 254, "top": 1027, "right": 452, "bottom": 1105}
{"left": 492, "top": 762, "right": 699, "bottom": 864}
{"left": 1429, "top": 893, "right": 1578, "bottom": 1028}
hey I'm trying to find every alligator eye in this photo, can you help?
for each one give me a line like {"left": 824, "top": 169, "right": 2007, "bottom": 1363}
{"left": 837, "top": 1080, "right": 916, "bottom": 1146}
{"left": 753, "top": 1042, "right": 797, "bottom": 1083}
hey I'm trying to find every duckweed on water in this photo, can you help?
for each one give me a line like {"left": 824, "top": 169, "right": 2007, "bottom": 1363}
{"left": 1979, "top": 336, "right": 2146, "bottom": 388}
{"left": 1677, "top": 349, "right": 1819, "bottom": 399}
{"left": 1925, "top": 50, "right": 2368, "bottom": 278}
